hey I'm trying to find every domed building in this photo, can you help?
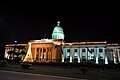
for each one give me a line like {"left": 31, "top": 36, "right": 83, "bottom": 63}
{"left": 52, "top": 21, "right": 65, "bottom": 40}
{"left": 5, "top": 21, "right": 120, "bottom": 65}
{"left": 22, "top": 21, "right": 64, "bottom": 63}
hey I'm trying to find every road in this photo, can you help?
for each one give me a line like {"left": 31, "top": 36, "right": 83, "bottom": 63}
{"left": 0, "top": 70, "right": 87, "bottom": 80}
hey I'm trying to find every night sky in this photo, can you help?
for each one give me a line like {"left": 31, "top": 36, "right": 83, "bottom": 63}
{"left": 0, "top": 4, "right": 115, "bottom": 47}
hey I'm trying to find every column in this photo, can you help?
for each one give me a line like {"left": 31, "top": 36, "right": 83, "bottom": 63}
{"left": 86, "top": 48, "right": 88, "bottom": 61}
{"left": 50, "top": 47, "right": 52, "bottom": 62}
{"left": 113, "top": 49, "right": 116, "bottom": 64}
{"left": 70, "top": 48, "right": 73, "bottom": 63}
{"left": 117, "top": 49, "right": 120, "bottom": 63}
{"left": 44, "top": 48, "right": 47, "bottom": 62}
{"left": 38, "top": 48, "right": 40, "bottom": 62}
{"left": 34, "top": 48, "right": 37, "bottom": 61}
{"left": 23, "top": 43, "right": 33, "bottom": 62}
{"left": 47, "top": 48, "right": 50, "bottom": 62}
{"left": 46, "top": 48, "right": 49, "bottom": 62}
{"left": 80, "top": 48, "right": 82, "bottom": 61}
{"left": 62, "top": 48, "right": 65, "bottom": 62}
{"left": 72, "top": 48, "right": 75, "bottom": 62}
{"left": 78, "top": 48, "right": 80, "bottom": 63}
{"left": 95, "top": 48, "right": 99, "bottom": 64}
{"left": 47, "top": 48, "right": 49, "bottom": 61}
{"left": 41, "top": 47, "right": 44, "bottom": 61}
{"left": 104, "top": 48, "right": 108, "bottom": 64}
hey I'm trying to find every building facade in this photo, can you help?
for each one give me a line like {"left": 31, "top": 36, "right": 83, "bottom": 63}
{"left": 62, "top": 42, "right": 110, "bottom": 64}
{"left": 4, "top": 21, "right": 120, "bottom": 64}
{"left": 23, "top": 39, "right": 64, "bottom": 63}
{"left": 5, "top": 44, "right": 28, "bottom": 62}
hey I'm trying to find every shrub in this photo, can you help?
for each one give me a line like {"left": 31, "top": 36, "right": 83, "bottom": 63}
{"left": 0, "top": 60, "right": 8, "bottom": 67}
{"left": 80, "top": 62, "right": 89, "bottom": 74}
{"left": 20, "top": 62, "right": 31, "bottom": 69}
{"left": 80, "top": 67, "right": 88, "bottom": 74}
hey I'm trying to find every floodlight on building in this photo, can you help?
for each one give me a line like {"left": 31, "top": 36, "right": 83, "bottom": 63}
{"left": 15, "top": 41, "right": 17, "bottom": 43}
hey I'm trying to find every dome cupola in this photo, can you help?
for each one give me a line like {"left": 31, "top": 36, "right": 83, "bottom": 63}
{"left": 52, "top": 21, "right": 65, "bottom": 40}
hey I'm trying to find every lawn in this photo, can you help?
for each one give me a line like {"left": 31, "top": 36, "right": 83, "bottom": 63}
{"left": 0, "top": 63, "right": 120, "bottom": 80}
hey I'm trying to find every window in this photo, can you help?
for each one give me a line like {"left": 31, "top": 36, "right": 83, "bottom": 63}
{"left": 91, "top": 56, "right": 94, "bottom": 59}
{"left": 74, "top": 56, "right": 78, "bottom": 58}
{"left": 91, "top": 49, "right": 94, "bottom": 52}
{"left": 99, "top": 49, "right": 103, "bottom": 52}
{"left": 74, "top": 49, "right": 78, "bottom": 52}
{"left": 82, "top": 49, "right": 86, "bottom": 52}
{"left": 67, "top": 49, "right": 70, "bottom": 52}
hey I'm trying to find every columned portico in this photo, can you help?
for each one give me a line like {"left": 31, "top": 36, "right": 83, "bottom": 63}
{"left": 23, "top": 39, "right": 63, "bottom": 63}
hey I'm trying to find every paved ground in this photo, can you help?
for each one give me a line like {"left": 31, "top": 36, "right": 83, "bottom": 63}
{"left": 0, "top": 70, "right": 87, "bottom": 80}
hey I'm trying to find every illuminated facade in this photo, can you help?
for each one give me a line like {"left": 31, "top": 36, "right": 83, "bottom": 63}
{"left": 5, "top": 21, "right": 120, "bottom": 64}
{"left": 5, "top": 44, "right": 28, "bottom": 62}
{"left": 107, "top": 44, "right": 120, "bottom": 64}
{"left": 23, "top": 39, "right": 64, "bottom": 63}
{"left": 62, "top": 42, "right": 109, "bottom": 64}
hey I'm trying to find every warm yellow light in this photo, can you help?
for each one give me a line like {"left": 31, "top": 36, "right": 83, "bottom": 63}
{"left": 108, "top": 44, "right": 119, "bottom": 46}
{"left": 64, "top": 41, "right": 107, "bottom": 45}
{"left": 57, "top": 43, "right": 60, "bottom": 45}
{"left": 23, "top": 43, "right": 33, "bottom": 62}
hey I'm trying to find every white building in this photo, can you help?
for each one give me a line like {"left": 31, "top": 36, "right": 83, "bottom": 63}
{"left": 62, "top": 42, "right": 108, "bottom": 64}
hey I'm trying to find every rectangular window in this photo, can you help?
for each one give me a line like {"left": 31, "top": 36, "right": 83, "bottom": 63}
{"left": 82, "top": 49, "right": 86, "bottom": 52}
{"left": 74, "top": 49, "right": 78, "bottom": 52}
{"left": 91, "top": 56, "right": 94, "bottom": 58}
{"left": 99, "top": 49, "right": 103, "bottom": 52}
{"left": 67, "top": 49, "right": 70, "bottom": 52}
{"left": 91, "top": 49, "right": 94, "bottom": 52}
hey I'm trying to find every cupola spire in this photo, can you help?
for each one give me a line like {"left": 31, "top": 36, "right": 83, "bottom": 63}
{"left": 57, "top": 21, "right": 60, "bottom": 26}
{"left": 52, "top": 21, "right": 65, "bottom": 40}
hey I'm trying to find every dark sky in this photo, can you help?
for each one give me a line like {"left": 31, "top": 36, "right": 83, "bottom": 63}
{"left": 0, "top": 4, "right": 115, "bottom": 47}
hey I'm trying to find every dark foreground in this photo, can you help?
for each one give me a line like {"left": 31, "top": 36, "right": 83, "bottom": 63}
{"left": 1, "top": 63, "right": 120, "bottom": 80}
{"left": 0, "top": 70, "right": 85, "bottom": 80}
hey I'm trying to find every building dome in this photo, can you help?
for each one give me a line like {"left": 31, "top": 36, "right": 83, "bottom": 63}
{"left": 52, "top": 21, "right": 65, "bottom": 40}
